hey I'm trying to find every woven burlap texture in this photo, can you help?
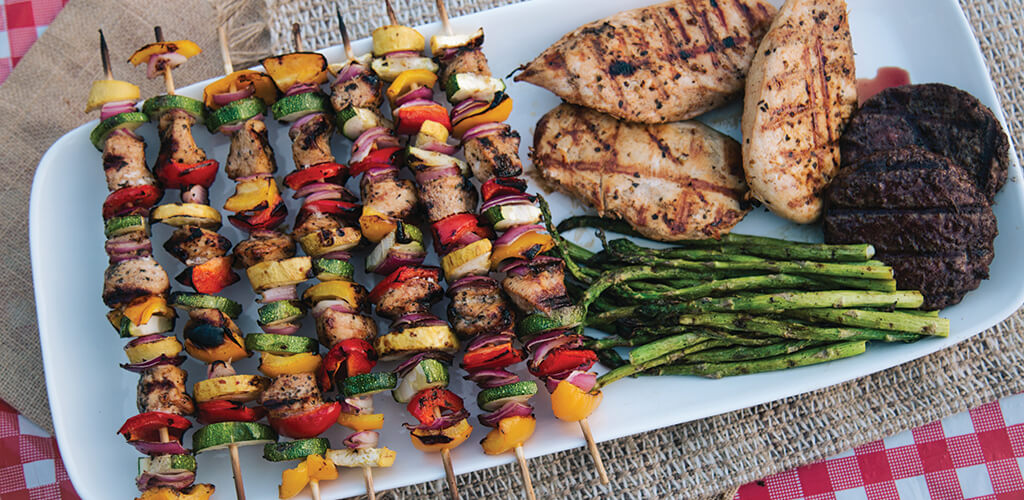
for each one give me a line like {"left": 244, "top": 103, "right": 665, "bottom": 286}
{"left": 0, "top": 0, "right": 1019, "bottom": 498}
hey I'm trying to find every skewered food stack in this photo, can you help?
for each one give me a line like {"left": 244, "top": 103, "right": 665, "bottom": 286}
{"left": 87, "top": 30, "right": 215, "bottom": 500}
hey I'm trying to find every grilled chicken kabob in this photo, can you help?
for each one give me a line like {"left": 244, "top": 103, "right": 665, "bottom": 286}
{"left": 130, "top": 28, "right": 281, "bottom": 500}
{"left": 87, "top": 31, "right": 213, "bottom": 500}
{"left": 430, "top": 1, "right": 610, "bottom": 484}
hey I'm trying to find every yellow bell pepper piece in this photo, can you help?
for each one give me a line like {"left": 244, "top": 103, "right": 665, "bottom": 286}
{"left": 415, "top": 120, "right": 450, "bottom": 148}
{"left": 225, "top": 177, "right": 279, "bottom": 213}
{"left": 246, "top": 256, "right": 313, "bottom": 292}
{"left": 185, "top": 330, "right": 250, "bottom": 364}
{"left": 386, "top": 69, "right": 439, "bottom": 106}
{"left": 125, "top": 336, "right": 183, "bottom": 364}
{"left": 490, "top": 230, "right": 555, "bottom": 270}
{"left": 136, "top": 484, "right": 215, "bottom": 500}
{"left": 128, "top": 40, "right": 202, "bottom": 66}
{"left": 203, "top": 70, "right": 279, "bottom": 109}
{"left": 306, "top": 453, "right": 338, "bottom": 481}
{"left": 337, "top": 412, "right": 385, "bottom": 432}
{"left": 85, "top": 79, "right": 140, "bottom": 112}
{"left": 261, "top": 53, "right": 328, "bottom": 93}
{"left": 303, "top": 280, "right": 366, "bottom": 309}
{"left": 410, "top": 418, "right": 473, "bottom": 453}
{"left": 279, "top": 461, "right": 309, "bottom": 499}
{"left": 359, "top": 207, "right": 398, "bottom": 243}
{"left": 452, "top": 96, "right": 513, "bottom": 138}
{"left": 480, "top": 415, "right": 536, "bottom": 455}
{"left": 258, "top": 352, "right": 322, "bottom": 377}
{"left": 124, "top": 296, "right": 174, "bottom": 326}
{"left": 194, "top": 374, "right": 270, "bottom": 403}
{"left": 372, "top": 25, "right": 425, "bottom": 56}
{"left": 550, "top": 380, "right": 603, "bottom": 422}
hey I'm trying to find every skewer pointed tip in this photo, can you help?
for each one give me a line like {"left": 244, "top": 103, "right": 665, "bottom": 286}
{"left": 291, "top": 22, "right": 303, "bottom": 52}
{"left": 98, "top": 29, "right": 112, "bottom": 80}
{"left": 435, "top": 0, "right": 454, "bottom": 36}
{"left": 218, "top": 23, "right": 234, "bottom": 75}
{"left": 336, "top": 5, "right": 355, "bottom": 61}
{"left": 385, "top": 0, "right": 398, "bottom": 25}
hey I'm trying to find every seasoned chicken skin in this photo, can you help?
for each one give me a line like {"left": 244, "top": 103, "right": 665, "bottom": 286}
{"left": 233, "top": 230, "right": 296, "bottom": 268}
{"left": 289, "top": 112, "right": 335, "bottom": 169}
{"left": 225, "top": 117, "right": 277, "bottom": 179}
{"left": 316, "top": 310, "right": 378, "bottom": 347}
{"left": 258, "top": 373, "right": 324, "bottom": 419}
{"left": 447, "top": 278, "right": 515, "bottom": 339}
{"left": 102, "top": 132, "right": 156, "bottom": 191}
{"left": 103, "top": 257, "right": 170, "bottom": 307}
{"left": 463, "top": 127, "right": 523, "bottom": 181}
{"left": 741, "top": 0, "right": 857, "bottom": 223}
{"left": 164, "top": 226, "right": 231, "bottom": 266}
{"left": 137, "top": 365, "right": 194, "bottom": 416}
{"left": 533, "top": 104, "right": 750, "bottom": 241}
{"left": 515, "top": 0, "right": 776, "bottom": 123}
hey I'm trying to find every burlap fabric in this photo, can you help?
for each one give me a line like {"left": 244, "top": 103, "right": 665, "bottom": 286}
{"left": 0, "top": 0, "right": 1020, "bottom": 498}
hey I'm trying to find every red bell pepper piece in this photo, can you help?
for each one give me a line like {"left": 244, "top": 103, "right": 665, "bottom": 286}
{"left": 102, "top": 184, "right": 163, "bottom": 219}
{"left": 196, "top": 400, "right": 267, "bottom": 425}
{"left": 480, "top": 177, "right": 528, "bottom": 202}
{"left": 268, "top": 401, "right": 341, "bottom": 439}
{"left": 297, "top": 199, "right": 360, "bottom": 226}
{"left": 432, "top": 213, "right": 480, "bottom": 249}
{"left": 228, "top": 201, "right": 288, "bottom": 232}
{"left": 349, "top": 147, "right": 402, "bottom": 177}
{"left": 407, "top": 388, "right": 464, "bottom": 426}
{"left": 368, "top": 266, "right": 443, "bottom": 304}
{"left": 283, "top": 162, "right": 349, "bottom": 191}
{"left": 461, "top": 342, "right": 525, "bottom": 373}
{"left": 176, "top": 256, "right": 240, "bottom": 294}
{"left": 318, "top": 338, "right": 378, "bottom": 391}
{"left": 530, "top": 348, "right": 598, "bottom": 379}
{"left": 155, "top": 159, "right": 220, "bottom": 190}
{"left": 117, "top": 411, "right": 192, "bottom": 443}
{"left": 395, "top": 104, "right": 451, "bottom": 136}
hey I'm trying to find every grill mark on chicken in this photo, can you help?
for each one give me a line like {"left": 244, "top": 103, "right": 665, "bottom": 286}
{"left": 317, "top": 310, "right": 377, "bottom": 347}
{"left": 137, "top": 365, "right": 194, "bottom": 416}
{"left": 157, "top": 110, "right": 206, "bottom": 167}
{"left": 164, "top": 226, "right": 231, "bottom": 266}
{"left": 232, "top": 230, "right": 296, "bottom": 268}
{"left": 226, "top": 118, "right": 277, "bottom": 179}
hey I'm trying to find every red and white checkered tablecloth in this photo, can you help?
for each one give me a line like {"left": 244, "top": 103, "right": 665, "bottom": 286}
{"left": 4, "top": 1, "right": 1024, "bottom": 498}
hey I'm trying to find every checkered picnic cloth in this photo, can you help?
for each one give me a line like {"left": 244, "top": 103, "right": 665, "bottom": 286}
{"left": 0, "top": 0, "right": 68, "bottom": 83}
{"left": 0, "top": 399, "right": 77, "bottom": 500}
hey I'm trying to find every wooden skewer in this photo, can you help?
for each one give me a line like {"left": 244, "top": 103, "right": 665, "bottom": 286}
{"left": 336, "top": 6, "right": 357, "bottom": 62}
{"left": 514, "top": 445, "right": 537, "bottom": 500}
{"left": 309, "top": 479, "right": 322, "bottom": 500}
{"left": 218, "top": 24, "right": 234, "bottom": 75}
{"left": 99, "top": 30, "right": 114, "bottom": 80}
{"left": 228, "top": 443, "right": 247, "bottom": 500}
{"left": 292, "top": 22, "right": 303, "bottom": 52}
{"left": 435, "top": 0, "right": 454, "bottom": 36}
{"left": 362, "top": 465, "right": 377, "bottom": 500}
{"left": 440, "top": 448, "right": 460, "bottom": 500}
{"left": 385, "top": 0, "right": 398, "bottom": 25}
{"left": 153, "top": 26, "right": 176, "bottom": 95}
{"left": 578, "top": 419, "right": 609, "bottom": 484}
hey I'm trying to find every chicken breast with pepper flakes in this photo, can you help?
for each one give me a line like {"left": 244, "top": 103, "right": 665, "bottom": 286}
{"left": 533, "top": 104, "right": 750, "bottom": 241}
{"left": 741, "top": 0, "right": 857, "bottom": 223}
{"left": 515, "top": 0, "right": 776, "bottom": 123}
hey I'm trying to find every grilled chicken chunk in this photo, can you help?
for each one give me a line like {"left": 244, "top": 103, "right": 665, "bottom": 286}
{"left": 447, "top": 278, "right": 515, "bottom": 339}
{"left": 164, "top": 227, "right": 231, "bottom": 266}
{"left": 515, "top": 0, "right": 776, "bottom": 123}
{"left": 331, "top": 72, "right": 384, "bottom": 110}
{"left": 233, "top": 230, "right": 296, "bottom": 268}
{"left": 501, "top": 258, "right": 573, "bottom": 314}
{"left": 741, "top": 0, "right": 857, "bottom": 223}
{"left": 258, "top": 373, "right": 323, "bottom": 420}
{"left": 440, "top": 48, "right": 491, "bottom": 86}
{"left": 103, "top": 257, "right": 170, "bottom": 307}
{"left": 226, "top": 117, "right": 277, "bottom": 180}
{"left": 157, "top": 109, "right": 206, "bottom": 166}
{"left": 137, "top": 365, "right": 194, "bottom": 416}
{"left": 463, "top": 126, "right": 523, "bottom": 181}
{"left": 373, "top": 275, "right": 444, "bottom": 319}
{"left": 103, "top": 132, "right": 156, "bottom": 191}
{"left": 290, "top": 112, "right": 335, "bottom": 169}
{"left": 533, "top": 104, "right": 750, "bottom": 241}
{"left": 316, "top": 310, "right": 378, "bottom": 347}
{"left": 361, "top": 172, "right": 419, "bottom": 221}
{"left": 293, "top": 212, "right": 343, "bottom": 240}
{"left": 418, "top": 174, "right": 478, "bottom": 223}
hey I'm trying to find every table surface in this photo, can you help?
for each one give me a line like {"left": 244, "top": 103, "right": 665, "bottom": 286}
{"left": 5, "top": 0, "right": 1024, "bottom": 498}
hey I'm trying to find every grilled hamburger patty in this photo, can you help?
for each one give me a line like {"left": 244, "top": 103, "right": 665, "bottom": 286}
{"left": 840, "top": 83, "right": 1010, "bottom": 200}
{"left": 823, "top": 147, "right": 997, "bottom": 309}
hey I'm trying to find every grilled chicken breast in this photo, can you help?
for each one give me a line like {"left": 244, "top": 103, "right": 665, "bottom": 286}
{"left": 225, "top": 117, "right": 277, "bottom": 180}
{"left": 515, "top": 0, "right": 776, "bottom": 123}
{"left": 233, "top": 230, "right": 296, "bottom": 268}
{"left": 533, "top": 104, "right": 750, "bottom": 241}
{"left": 137, "top": 365, "right": 194, "bottom": 416}
{"left": 290, "top": 112, "right": 335, "bottom": 169}
{"left": 447, "top": 278, "right": 515, "bottom": 339}
{"left": 157, "top": 109, "right": 206, "bottom": 166}
{"left": 316, "top": 310, "right": 378, "bottom": 347}
{"left": 741, "top": 0, "right": 857, "bottom": 223}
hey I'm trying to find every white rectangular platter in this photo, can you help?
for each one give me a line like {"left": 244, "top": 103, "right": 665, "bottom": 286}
{"left": 30, "top": 0, "right": 1022, "bottom": 498}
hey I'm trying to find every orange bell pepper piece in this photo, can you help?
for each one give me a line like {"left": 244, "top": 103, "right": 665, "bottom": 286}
{"left": 480, "top": 416, "right": 536, "bottom": 455}
{"left": 490, "top": 230, "right": 555, "bottom": 270}
{"left": 410, "top": 418, "right": 473, "bottom": 453}
{"left": 550, "top": 380, "right": 603, "bottom": 422}
{"left": 337, "top": 412, "right": 385, "bottom": 432}
{"left": 452, "top": 95, "right": 513, "bottom": 138}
